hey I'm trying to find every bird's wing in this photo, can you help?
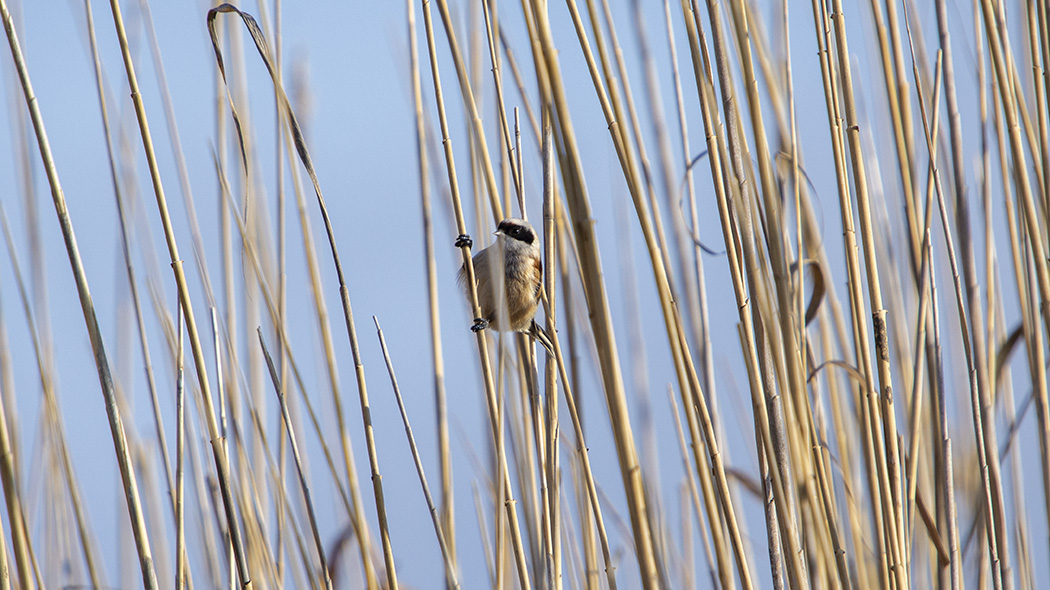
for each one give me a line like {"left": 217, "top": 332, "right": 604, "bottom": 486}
{"left": 532, "top": 255, "right": 543, "bottom": 300}
{"left": 460, "top": 245, "right": 497, "bottom": 299}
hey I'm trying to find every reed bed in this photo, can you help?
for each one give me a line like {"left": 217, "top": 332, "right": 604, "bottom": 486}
{"left": 0, "top": 0, "right": 1048, "bottom": 589}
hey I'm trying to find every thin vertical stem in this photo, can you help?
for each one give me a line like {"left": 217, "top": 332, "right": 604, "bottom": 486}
{"left": 258, "top": 330, "right": 334, "bottom": 590}
{"left": 1, "top": 1, "right": 159, "bottom": 587}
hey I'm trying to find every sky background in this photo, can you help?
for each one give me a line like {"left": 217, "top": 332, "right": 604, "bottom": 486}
{"left": 0, "top": 0, "right": 1046, "bottom": 588}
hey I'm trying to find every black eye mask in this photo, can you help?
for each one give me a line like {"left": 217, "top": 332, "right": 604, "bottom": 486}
{"left": 499, "top": 221, "right": 535, "bottom": 245}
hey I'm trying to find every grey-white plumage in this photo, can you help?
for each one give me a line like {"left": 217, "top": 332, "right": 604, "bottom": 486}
{"left": 458, "top": 218, "right": 543, "bottom": 333}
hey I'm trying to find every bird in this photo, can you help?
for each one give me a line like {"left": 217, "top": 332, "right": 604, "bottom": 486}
{"left": 457, "top": 218, "right": 553, "bottom": 352}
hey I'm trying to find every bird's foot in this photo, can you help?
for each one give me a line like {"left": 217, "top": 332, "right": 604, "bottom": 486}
{"left": 529, "top": 320, "right": 555, "bottom": 355}
{"left": 471, "top": 318, "right": 489, "bottom": 333}
{"left": 455, "top": 234, "right": 473, "bottom": 248}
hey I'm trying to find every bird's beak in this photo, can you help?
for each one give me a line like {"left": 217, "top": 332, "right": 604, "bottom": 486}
{"left": 493, "top": 230, "right": 503, "bottom": 236}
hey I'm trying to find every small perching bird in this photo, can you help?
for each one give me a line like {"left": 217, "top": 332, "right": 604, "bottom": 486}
{"left": 457, "top": 218, "right": 552, "bottom": 352}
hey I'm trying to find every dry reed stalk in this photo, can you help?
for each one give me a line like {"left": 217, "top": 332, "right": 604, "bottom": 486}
{"left": 720, "top": 0, "right": 812, "bottom": 584}
{"left": 835, "top": 5, "right": 911, "bottom": 587}
{"left": 502, "top": 334, "right": 542, "bottom": 580}
{"left": 666, "top": 385, "right": 716, "bottom": 586}
{"left": 176, "top": 304, "right": 186, "bottom": 590}
{"left": 496, "top": 344, "right": 513, "bottom": 589}
{"left": 2, "top": 209, "right": 106, "bottom": 589}
{"left": 219, "top": 395, "right": 291, "bottom": 590}
{"left": 547, "top": 346, "right": 618, "bottom": 590}
{"left": 630, "top": 12, "right": 702, "bottom": 524}
{"left": 906, "top": 5, "right": 1010, "bottom": 589}
{"left": 619, "top": 41, "right": 714, "bottom": 536}
{"left": 1, "top": 0, "right": 161, "bottom": 586}
{"left": 923, "top": 227, "right": 961, "bottom": 590}
{"left": 406, "top": 0, "right": 457, "bottom": 583}
{"left": 513, "top": 338, "right": 546, "bottom": 585}
{"left": 775, "top": 0, "right": 802, "bottom": 303}
{"left": 674, "top": 6, "right": 751, "bottom": 589}
{"left": 1006, "top": 0, "right": 1050, "bottom": 563}
{"left": 179, "top": 403, "right": 220, "bottom": 588}
{"left": 684, "top": 0, "right": 806, "bottom": 586}
{"left": 431, "top": 0, "right": 505, "bottom": 223}
{"left": 247, "top": 1, "right": 291, "bottom": 578}
{"left": 514, "top": 111, "right": 525, "bottom": 212}
{"left": 590, "top": 0, "right": 667, "bottom": 290}
{"left": 258, "top": 330, "right": 333, "bottom": 590}
{"left": 933, "top": 2, "right": 1011, "bottom": 586}
{"left": 552, "top": 212, "right": 597, "bottom": 590}
{"left": 676, "top": 4, "right": 776, "bottom": 587}
{"left": 137, "top": 0, "right": 217, "bottom": 310}
{"left": 900, "top": 43, "right": 942, "bottom": 543}
{"left": 6, "top": 0, "right": 1050, "bottom": 587}
{"left": 996, "top": 300, "right": 1034, "bottom": 590}
{"left": 0, "top": 485, "right": 8, "bottom": 590}
{"left": 0, "top": 267, "right": 34, "bottom": 590}
{"left": 867, "top": 0, "right": 921, "bottom": 268}
{"left": 776, "top": 7, "right": 811, "bottom": 570}
{"left": 991, "top": 55, "right": 1025, "bottom": 590}
{"left": 213, "top": 322, "right": 296, "bottom": 590}
{"left": 498, "top": 32, "right": 542, "bottom": 146}
{"left": 978, "top": 0, "right": 1050, "bottom": 340}
{"left": 213, "top": 21, "right": 261, "bottom": 556}
{"left": 1040, "top": 0, "right": 1050, "bottom": 142}
{"left": 0, "top": 220, "right": 13, "bottom": 590}
{"left": 205, "top": 304, "right": 237, "bottom": 590}
{"left": 755, "top": 440, "right": 784, "bottom": 590}
{"left": 211, "top": 148, "right": 389, "bottom": 590}
{"left": 530, "top": 1, "right": 664, "bottom": 585}
{"left": 104, "top": 0, "right": 254, "bottom": 586}
{"left": 905, "top": 10, "right": 1001, "bottom": 590}
{"left": 211, "top": 16, "right": 243, "bottom": 586}
{"left": 373, "top": 317, "right": 462, "bottom": 588}
{"left": 206, "top": 6, "right": 404, "bottom": 588}
{"left": 274, "top": 79, "right": 380, "bottom": 590}
{"left": 655, "top": 4, "right": 730, "bottom": 575}
{"left": 1027, "top": 0, "right": 1049, "bottom": 211}
{"left": 733, "top": 78, "right": 855, "bottom": 578}
{"left": 587, "top": 4, "right": 701, "bottom": 403}
{"left": 206, "top": 15, "right": 246, "bottom": 589}
{"left": 580, "top": 0, "right": 639, "bottom": 193}
{"left": 812, "top": 2, "right": 906, "bottom": 587}
{"left": 77, "top": 9, "right": 185, "bottom": 578}
{"left": 480, "top": 0, "right": 523, "bottom": 205}
{"left": 661, "top": 0, "right": 715, "bottom": 410}
{"left": 576, "top": 3, "right": 764, "bottom": 586}
{"left": 905, "top": 219, "right": 935, "bottom": 531}
{"left": 540, "top": 113, "right": 562, "bottom": 590}
{"left": 418, "top": 0, "right": 534, "bottom": 586}
{"left": 84, "top": 16, "right": 194, "bottom": 582}
{"left": 803, "top": 6, "right": 885, "bottom": 588}
{"left": 474, "top": 113, "right": 625, "bottom": 590}
{"left": 270, "top": 18, "right": 289, "bottom": 557}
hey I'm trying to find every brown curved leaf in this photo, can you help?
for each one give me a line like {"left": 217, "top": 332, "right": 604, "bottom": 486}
{"left": 994, "top": 323, "right": 1024, "bottom": 388}
{"left": 808, "top": 359, "right": 865, "bottom": 388}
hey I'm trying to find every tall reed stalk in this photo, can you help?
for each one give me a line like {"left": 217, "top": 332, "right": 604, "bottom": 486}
{"left": 2, "top": 1, "right": 1050, "bottom": 589}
